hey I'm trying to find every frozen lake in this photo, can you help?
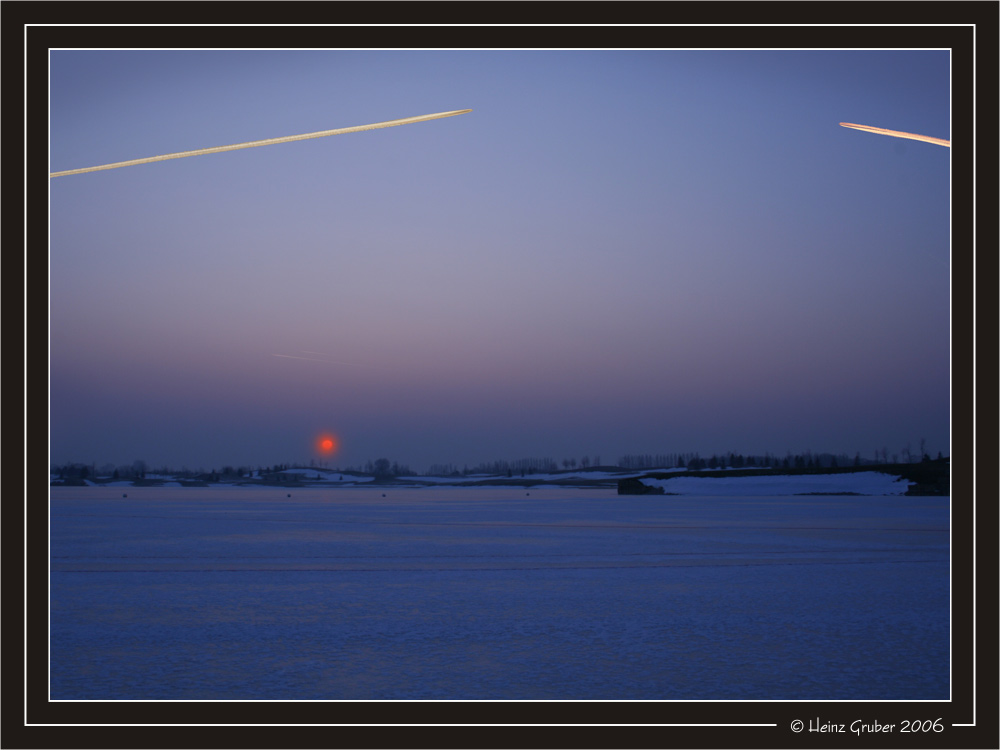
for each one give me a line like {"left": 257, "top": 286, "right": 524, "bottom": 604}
{"left": 49, "top": 486, "right": 949, "bottom": 701}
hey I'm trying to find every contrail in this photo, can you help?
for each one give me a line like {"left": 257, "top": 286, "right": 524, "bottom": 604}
{"left": 271, "top": 353, "right": 333, "bottom": 363}
{"left": 839, "top": 122, "right": 950, "bottom": 148}
{"left": 50, "top": 109, "right": 472, "bottom": 178}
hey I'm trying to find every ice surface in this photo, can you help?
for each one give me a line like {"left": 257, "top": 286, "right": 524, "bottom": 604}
{"left": 49, "top": 486, "right": 949, "bottom": 701}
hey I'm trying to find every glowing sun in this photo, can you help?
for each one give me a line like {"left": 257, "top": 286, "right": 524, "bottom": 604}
{"left": 317, "top": 435, "right": 338, "bottom": 455}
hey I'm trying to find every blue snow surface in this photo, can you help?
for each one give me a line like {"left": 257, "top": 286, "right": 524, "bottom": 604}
{"left": 50, "top": 486, "right": 949, "bottom": 701}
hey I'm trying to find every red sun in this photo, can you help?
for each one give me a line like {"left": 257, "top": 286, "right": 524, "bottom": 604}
{"left": 317, "top": 434, "right": 338, "bottom": 455}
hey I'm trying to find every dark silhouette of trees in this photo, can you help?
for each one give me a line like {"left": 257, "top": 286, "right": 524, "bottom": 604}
{"left": 365, "top": 458, "right": 413, "bottom": 478}
{"left": 51, "top": 442, "right": 950, "bottom": 489}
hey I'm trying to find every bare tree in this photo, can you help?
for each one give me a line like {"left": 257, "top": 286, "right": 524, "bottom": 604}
{"left": 372, "top": 458, "right": 392, "bottom": 478}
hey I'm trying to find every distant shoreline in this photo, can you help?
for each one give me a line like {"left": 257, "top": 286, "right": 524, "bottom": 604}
{"left": 50, "top": 460, "right": 949, "bottom": 496}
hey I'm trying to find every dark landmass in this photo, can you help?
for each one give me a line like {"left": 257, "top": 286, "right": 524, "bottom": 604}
{"left": 617, "top": 477, "right": 669, "bottom": 495}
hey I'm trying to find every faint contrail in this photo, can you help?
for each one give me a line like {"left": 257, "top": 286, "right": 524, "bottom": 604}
{"left": 839, "top": 122, "right": 950, "bottom": 148}
{"left": 271, "top": 353, "right": 333, "bottom": 363}
{"left": 50, "top": 109, "right": 473, "bottom": 178}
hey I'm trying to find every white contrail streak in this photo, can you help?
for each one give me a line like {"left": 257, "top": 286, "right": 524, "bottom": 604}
{"left": 50, "top": 109, "right": 473, "bottom": 178}
{"left": 839, "top": 122, "right": 950, "bottom": 148}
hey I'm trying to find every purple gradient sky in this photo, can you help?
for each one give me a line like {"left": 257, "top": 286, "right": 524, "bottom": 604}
{"left": 49, "top": 49, "right": 951, "bottom": 472}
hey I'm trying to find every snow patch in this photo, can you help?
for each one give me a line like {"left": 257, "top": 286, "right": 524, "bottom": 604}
{"left": 640, "top": 471, "right": 911, "bottom": 496}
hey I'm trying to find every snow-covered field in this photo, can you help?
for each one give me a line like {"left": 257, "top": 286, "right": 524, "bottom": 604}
{"left": 640, "top": 471, "right": 912, "bottom": 496}
{"left": 49, "top": 486, "right": 949, "bottom": 701}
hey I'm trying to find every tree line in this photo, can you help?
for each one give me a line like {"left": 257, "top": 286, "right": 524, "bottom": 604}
{"left": 52, "top": 444, "right": 945, "bottom": 483}
{"left": 618, "top": 448, "right": 943, "bottom": 471}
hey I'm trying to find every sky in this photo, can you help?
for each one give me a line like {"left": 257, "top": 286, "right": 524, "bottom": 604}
{"left": 48, "top": 49, "right": 952, "bottom": 473}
